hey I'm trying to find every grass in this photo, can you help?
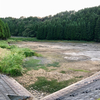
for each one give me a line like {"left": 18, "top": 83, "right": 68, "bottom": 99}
{"left": 49, "top": 69, "right": 56, "bottom": 71}
{"left": 69, "top": 68, "right": 90, "bottom": 72}
{"left": 23, "top": 58, "right": 49, "bottom": 71}
{"left": 23, "top": 59, "right": 60, "bottom": 71}
{"left": 0, "top": 53, "right": 24, "bottom": 76}
{"left": 75, "top": 76, "right": 83, "bottom": 78}
{"left": 10, "top": 37, "right": 95, "bottom": 43}
{"left": 60, "top": 71, "right": 66, "bottom": 74}
{"left": 0, "top": 40, "right": 10, "bottom": 49}
{"left": 10, "top": 37, "right": 39, "bottom": 42}
{"left": 0, "top": 48, "right": 10, "bottom": 60}
{"left": 47, "top": 62, "right": 60, "bottom": 67}
{"left": 97, "top": 98, "right": 100, "bottom": 100}
{"left": 0, "top": 40, "right": 41, "bottom": 76}
{"left": 28, "top": 77, "right": 78, "bottom": 93}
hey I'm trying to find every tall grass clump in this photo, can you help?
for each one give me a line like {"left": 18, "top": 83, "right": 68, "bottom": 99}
{"left": 0, "top": 53, "right": 24, "bottom": 76}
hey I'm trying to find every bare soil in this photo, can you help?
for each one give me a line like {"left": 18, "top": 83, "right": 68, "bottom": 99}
{"left": 13, "top": 41, "right": 100, "bottom": 98}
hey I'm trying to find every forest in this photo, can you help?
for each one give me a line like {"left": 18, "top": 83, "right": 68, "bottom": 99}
{"left": 1, "top": 5, "right": 100, "bottom": 42}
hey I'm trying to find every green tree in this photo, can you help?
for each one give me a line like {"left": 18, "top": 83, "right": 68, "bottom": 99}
{"left": 5, "top": 23, "right": 11, "bottom": 38}
{"left": 0, "top": 19, "right": 10, "bottom": 39}
{"left": 0, "top": 19, "right": 5, "bottom": 39}
{"left": 95, "top": 17, "right": 100, "bottom": 42}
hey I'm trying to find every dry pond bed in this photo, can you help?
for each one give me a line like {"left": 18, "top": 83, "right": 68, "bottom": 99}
{"left": 13, "top": 41, "right": 100, "bottom": 99}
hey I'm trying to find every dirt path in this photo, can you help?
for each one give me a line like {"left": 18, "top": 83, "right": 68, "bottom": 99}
{"left": 13, "top": 41, "right": 100, "bottom": 99}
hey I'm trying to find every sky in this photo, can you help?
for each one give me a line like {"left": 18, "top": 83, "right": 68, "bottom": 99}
{"left": 0, "top": 0, "right": 100, "bottom": 18}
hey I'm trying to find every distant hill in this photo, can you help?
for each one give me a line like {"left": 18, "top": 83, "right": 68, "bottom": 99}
{"left": 1, "top": 5, "right": 100, "bottom": 41}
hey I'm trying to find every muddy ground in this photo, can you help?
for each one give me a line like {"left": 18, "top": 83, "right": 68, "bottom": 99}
{"left": 13, "top": 41, "right": 100, "bottom": 98}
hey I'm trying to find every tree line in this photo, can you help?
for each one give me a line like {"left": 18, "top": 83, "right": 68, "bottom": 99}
{"left": 1, "top": 5, "right": 100, "bottom": 41}
{"left": 0, "top": 19, "right": 10, "bottom": 39}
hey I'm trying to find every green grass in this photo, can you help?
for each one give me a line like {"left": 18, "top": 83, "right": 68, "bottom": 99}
{"left": 75, "top": 76, "right": 83, "bottom": 78}
{"left": 23, "top": 58, "right": 48, "bottom": 71}
{"left": 69, "top": 68, "right": 90, "bottom": 72}
{"left": 97, "top": 98, "right": 100, "bottom": 100}
{"left": 10, "top": 37, "right": 39, "bottom": 42}
{"left": 10, "top": 37, "right": 95, "bottom": 43}
{"left": 47, "top": 62, "right": 60, "bottom": 67}
{"left": 60, "top": 71, "right": 66, "bottom": 74}
{"left": 49, "top": 69, "right": 56, "bottom": 71}
{"left": 0, "top": 40, "right": 41, "bottom": 76}
{"left": 23, "top": 59, "right": 60, "bottom": 71}
{"left": 28, "top": 77, "right": 78, "bottom": 93}
{"left": 11, "top": 47, "right": 37, "bottom": 57}
{"left": 0, "top": 40, "right": 10, "bottom": 49}
{"left": 0, "top": 40, "right": 18, "bottom": 49}
{"left": 0, "top": 53, "right": 24, "bottom": 76}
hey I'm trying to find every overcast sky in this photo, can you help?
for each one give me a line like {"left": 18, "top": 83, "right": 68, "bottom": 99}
{"left": 0, "top": 0, "right": 100, "bottom": 18}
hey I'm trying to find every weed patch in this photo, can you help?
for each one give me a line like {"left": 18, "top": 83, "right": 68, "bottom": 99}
{"left": 28, "top": 77, "right": 78, "bottom": 93}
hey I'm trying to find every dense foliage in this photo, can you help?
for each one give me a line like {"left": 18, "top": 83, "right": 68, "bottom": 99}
{"left": 0, "top": 19, "right": 10, "bottom": 39}
{"left": 1, "top": 5, "right": 100, "bottom": 41}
